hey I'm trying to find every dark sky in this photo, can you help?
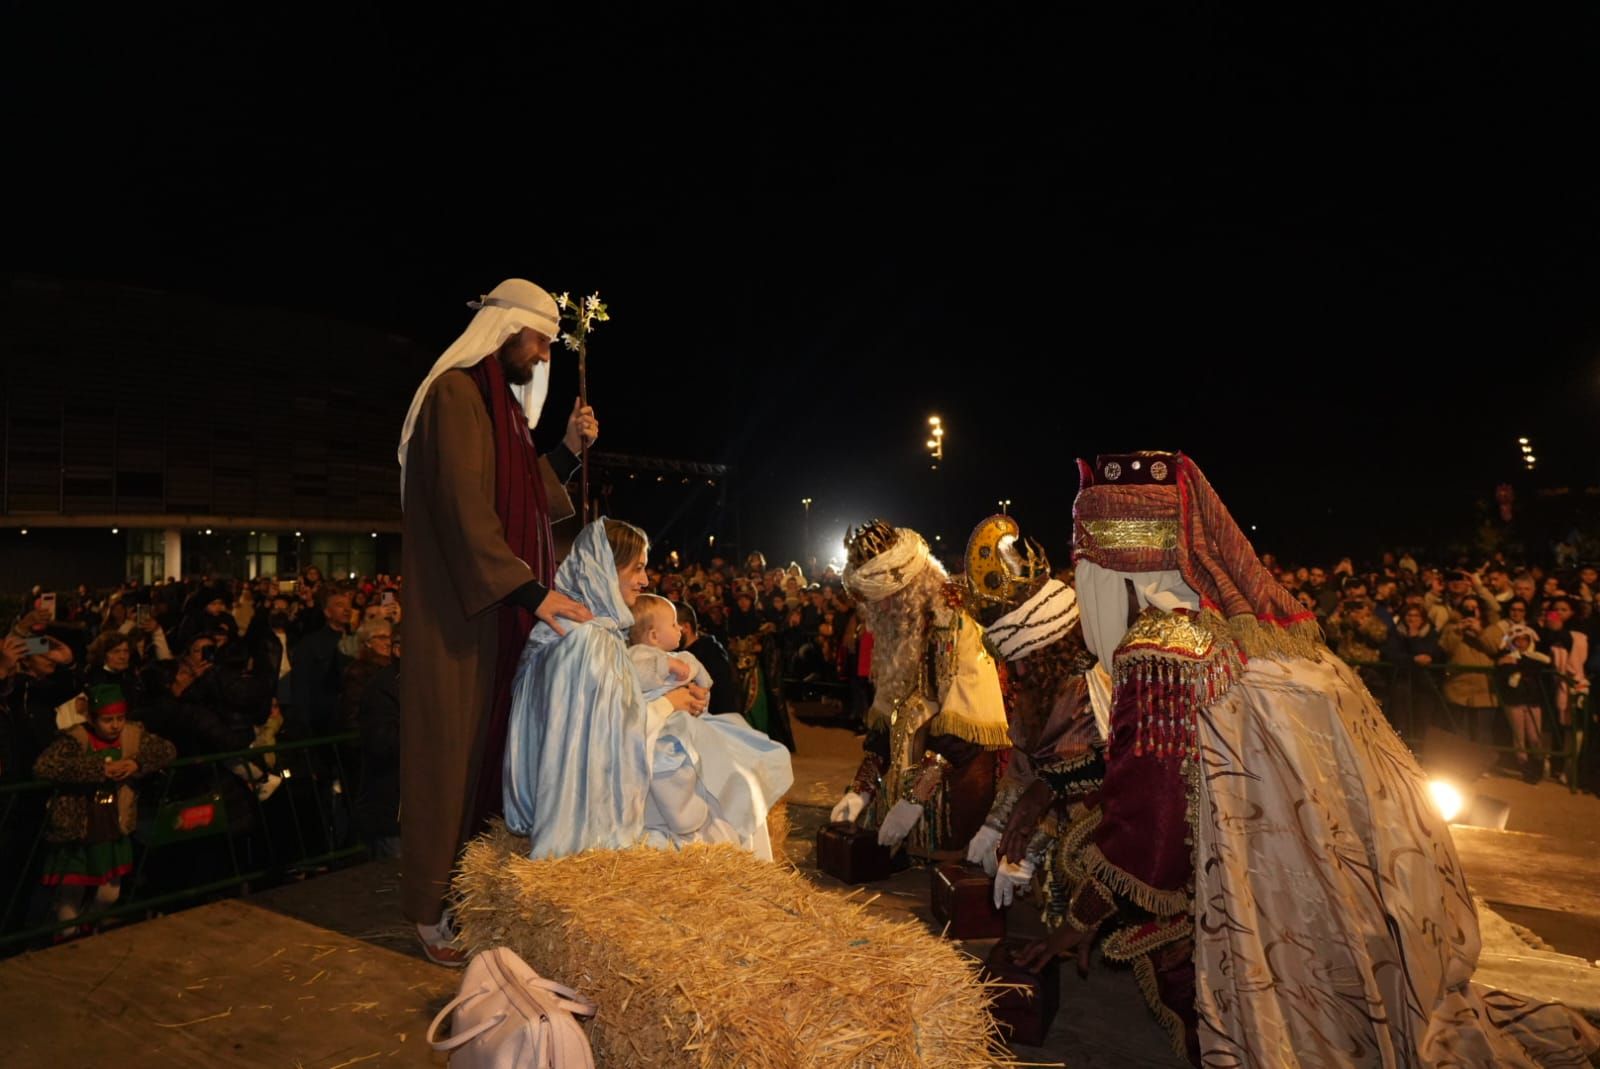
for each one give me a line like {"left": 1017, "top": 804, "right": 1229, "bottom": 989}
{"left": 7, "top": 6, "right": 1599, "bottom": 566}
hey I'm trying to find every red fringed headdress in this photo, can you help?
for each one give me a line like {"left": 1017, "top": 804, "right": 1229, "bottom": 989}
{"left": 1074, "top": 452, "right": 1323, "bottom": 660}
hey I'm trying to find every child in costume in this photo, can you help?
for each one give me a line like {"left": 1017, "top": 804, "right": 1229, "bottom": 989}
{"left": 33, "top": 684, "right": 175, "bottom": 937}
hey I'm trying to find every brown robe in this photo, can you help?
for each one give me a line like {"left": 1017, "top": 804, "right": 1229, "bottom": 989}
{"left": 399, "top": 367, "right": 572, "bottom": 924}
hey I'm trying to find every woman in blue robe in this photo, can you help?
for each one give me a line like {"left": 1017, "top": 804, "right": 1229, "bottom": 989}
{"left": 503, "top": 518, "right": 793, "bottom": 860}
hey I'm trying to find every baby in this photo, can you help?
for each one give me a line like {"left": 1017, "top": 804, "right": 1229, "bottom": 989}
{"left": 629, "top": 594, "right": 711, "bottom": 701}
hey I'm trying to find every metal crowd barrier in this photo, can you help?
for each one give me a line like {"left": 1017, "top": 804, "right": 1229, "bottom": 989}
{"left": 0, "top": 732, "right": 367, "bottom": 952}
{"left": 1348, "top": 660, "right": 1589, "bottom": 792}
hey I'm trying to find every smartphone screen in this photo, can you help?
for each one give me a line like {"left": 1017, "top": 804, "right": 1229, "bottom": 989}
{"left": 38, "top": 593, "right": 57, "bottom": 621}
{"left": 22, "top": 636, "right": 52, "bottom": 657}
{"left": 136, "top": 604, "right": 152, "bottom": 625}
{"left": 380, "top": 591, "right": 396, "bottom": 606}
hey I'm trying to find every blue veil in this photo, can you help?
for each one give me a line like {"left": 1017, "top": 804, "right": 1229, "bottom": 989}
{"left": 502, "top": 518, "right": 652, "bottom": 858}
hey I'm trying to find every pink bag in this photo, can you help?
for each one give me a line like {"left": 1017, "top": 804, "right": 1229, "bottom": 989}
{"left": 426, "top": 947, "right": 596, "bottom": 1068}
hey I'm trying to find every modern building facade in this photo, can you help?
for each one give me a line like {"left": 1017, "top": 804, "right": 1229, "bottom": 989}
{"left": 1, "top": 274, "right": 426, "bottom": 591}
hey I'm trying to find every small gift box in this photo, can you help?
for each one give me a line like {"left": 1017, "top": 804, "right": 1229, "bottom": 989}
{"left": 981, "top": 937, "right": 1061, "bottom": 1047}
{"left": 815, "top": 821, "right": 900, "bottom": 884}
{"left": 929, "top": 862, "right": 1006, "bottom": 939}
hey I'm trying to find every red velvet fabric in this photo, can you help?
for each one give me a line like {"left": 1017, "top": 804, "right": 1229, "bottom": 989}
{"left": 1091, "top": 678, "right": 1193, "bottom": 900}
{"left": 465, "top": 355, "right": 556, "bottom": 831}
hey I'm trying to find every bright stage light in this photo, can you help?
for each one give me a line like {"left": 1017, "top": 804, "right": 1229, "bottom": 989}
{"left": 1429, "top": 779, "right": 1464, "bottom": 822}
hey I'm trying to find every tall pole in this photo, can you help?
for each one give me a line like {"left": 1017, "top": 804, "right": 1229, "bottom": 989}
{"left": 801, "top": 498, "right": 813, "bottom": 570}
{"left": 579, "top": 338, "right": 590, "bottom": 524}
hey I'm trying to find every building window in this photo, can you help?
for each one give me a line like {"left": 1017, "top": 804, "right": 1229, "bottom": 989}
{"left": 308, "top": 534, "right": 376, "bottom": 583}
{"left": 124, "top": 530, "right": 165, "bottom": 584}
{"left": 245, "top": 532, "right": 281, "bottom": 580}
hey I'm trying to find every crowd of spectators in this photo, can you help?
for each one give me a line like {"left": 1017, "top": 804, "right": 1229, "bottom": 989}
{"left": 1267, "top": 552, "right": 1596, "bottom": 783}
{"left": 2, "top": 541, "right": 1597, "bottom": 945}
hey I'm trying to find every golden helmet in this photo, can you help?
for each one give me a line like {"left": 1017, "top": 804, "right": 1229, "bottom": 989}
{"left": 964, "top": 514, "right": 1051, "bottom": 620}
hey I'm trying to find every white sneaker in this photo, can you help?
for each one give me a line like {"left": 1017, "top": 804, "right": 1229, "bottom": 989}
{"left": 416, "top": 911, "right": 466, "bottom": 968}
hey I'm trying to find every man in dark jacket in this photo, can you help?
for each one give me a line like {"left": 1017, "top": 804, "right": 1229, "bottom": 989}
{"left": 355, "top": 658, "right": 401, "bottom": 858}
{"left": 676, "top": 603, "right": 738, "bottom": 715}
{"left": 289, "top": 587, "right": 354, "bottom": 739}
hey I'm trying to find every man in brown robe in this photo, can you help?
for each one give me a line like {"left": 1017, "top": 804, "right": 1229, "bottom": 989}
{"left": 397, "top": 279, "right": 599, "bottom": 964}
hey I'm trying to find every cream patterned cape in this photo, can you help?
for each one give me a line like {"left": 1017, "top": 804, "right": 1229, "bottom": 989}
{"left": 1192, "top": 653, "right": 1599, "bottom": 1067}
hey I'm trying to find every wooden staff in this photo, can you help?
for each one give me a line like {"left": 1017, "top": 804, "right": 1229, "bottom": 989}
{"left": 578, "top": 336, "right": 590, "bottom": 524}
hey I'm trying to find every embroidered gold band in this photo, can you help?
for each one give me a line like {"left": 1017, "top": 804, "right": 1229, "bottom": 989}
{"left": 1080, "top": 519, "right": 1180, "bottom": 551}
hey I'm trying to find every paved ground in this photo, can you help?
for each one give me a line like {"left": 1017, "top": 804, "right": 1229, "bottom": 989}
{"left": 0, "top": 885, "right": 456, "bottom": 1069}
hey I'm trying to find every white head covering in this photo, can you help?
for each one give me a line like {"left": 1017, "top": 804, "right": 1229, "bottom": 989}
{"left": 842, "top": 527, "right": 932, "bottom": 602}
{"left": 1074, "top": 560, "right": 1201, "bottom": 664}
{"left": 397, "top": 279, "right": 561, "bottom": 500}
{"left": 986, "top": 579, "right": 1079, "bottom": 662}
{"left": 1073, "top": 560, "right": 1202, "bottom": 740}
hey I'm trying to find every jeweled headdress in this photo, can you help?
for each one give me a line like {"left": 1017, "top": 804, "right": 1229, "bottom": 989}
{"left": 843, "top": 519, "right": 932, "bottom": 602}
{"left": 1072, "top": 451, "right": 1323, "bottom": 660}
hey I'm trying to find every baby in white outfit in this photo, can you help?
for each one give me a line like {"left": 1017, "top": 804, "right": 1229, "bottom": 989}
{"left": 628, "top": 594, "right": 711, "bottom": 701}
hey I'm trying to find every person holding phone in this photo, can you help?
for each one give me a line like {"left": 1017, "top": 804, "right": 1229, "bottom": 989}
{"left": 1439, "top": 594, "right": 1506, "bottom": 743}
{"left": 3, "top": 612, "right": 79, "bottom": 775}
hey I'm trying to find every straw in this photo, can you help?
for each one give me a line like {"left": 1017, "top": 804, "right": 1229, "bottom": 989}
{"left": 453, "top": 822, "right": 1015, "bottom": 1067}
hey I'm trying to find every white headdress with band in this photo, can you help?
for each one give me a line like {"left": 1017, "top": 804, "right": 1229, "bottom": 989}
{"left": 397, "top": 278, "right": 561, "bottom": 501}
{"left": 843, "top": 523, "right": 932, "bottom": 602}
{"left": 985, "top": 579, "right": 1079, "bottom": 662}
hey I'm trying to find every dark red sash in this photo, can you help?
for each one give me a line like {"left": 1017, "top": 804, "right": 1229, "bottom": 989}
{"left": 466, "top": 355, "right": 556, "bottom": 832}
{"left": 1091, "top": 680, "right": 1193, "bottom": 899}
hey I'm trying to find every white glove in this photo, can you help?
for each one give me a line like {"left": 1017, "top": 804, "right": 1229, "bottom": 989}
{"left": 876, "top": 799, "right": 924, "bottom": 847}
{"left": 993, "top": 857, "right": 1035, "bottom": 909}
{"left": 965, "top": 825, "right": 1002, "bottom": 877}
{"left": 830, "top": 791, "right": 868, "bottom": 825}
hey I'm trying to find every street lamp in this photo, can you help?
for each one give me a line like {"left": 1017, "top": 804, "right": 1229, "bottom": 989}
{"left": 801, "top": 498, "right": 813, "bottom": 566}
{"left": 927, "top": 415, "right": 945, "bottom": 468}
{"left": 997, "top": 499, "right": 1012, "bottom": 515}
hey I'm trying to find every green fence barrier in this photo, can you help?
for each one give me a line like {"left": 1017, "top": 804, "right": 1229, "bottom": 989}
{"left": 1346, "top": 660, "right": 1589, "bottom": 792}
{"left": 0, "top": 732, "right": 367, "bottom": 952}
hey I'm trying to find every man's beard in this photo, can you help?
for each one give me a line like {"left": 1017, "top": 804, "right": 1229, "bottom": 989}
{"left": 499, "top": 350, "right": 534, "bottom": 385}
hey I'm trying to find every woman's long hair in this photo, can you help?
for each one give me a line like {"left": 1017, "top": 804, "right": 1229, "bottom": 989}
{"left": 605, "top": 519, "right": 649, "bottom": 571}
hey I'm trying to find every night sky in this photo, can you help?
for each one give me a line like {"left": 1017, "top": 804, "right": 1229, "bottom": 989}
{"left": 7, "top": 7, "right": 1599, "bottom": 568}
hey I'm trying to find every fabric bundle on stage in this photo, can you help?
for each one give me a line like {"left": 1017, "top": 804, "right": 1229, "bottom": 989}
{"left": 453, "top": 823, "right": 1008, "bottom": 1068}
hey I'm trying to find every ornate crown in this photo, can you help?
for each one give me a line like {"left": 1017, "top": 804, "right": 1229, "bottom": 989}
{"left": 965, "top": 514, "right": 1052, "bottom": 618}
{"left": 845, "top": 519, "right": 899, "bottom": 569}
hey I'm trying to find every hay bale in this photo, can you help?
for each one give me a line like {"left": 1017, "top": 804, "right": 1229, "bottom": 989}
{"left": 454, "top": 822, "right": 1011, "bottom": 1068}
{"left": 767, "top": 800, "right": 789, "bottom": 862}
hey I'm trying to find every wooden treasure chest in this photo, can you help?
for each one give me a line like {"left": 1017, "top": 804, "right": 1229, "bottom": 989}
{"left": 929, "top": 862, "right": 1006, "bottom": 939}
{"left": 816, "top": 821, "right": 902, "bottom": 884}
{"left": 981, "top": 937, "right": 1061, "bottom": 1047}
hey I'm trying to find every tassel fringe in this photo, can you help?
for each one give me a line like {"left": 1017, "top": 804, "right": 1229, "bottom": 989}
{"left": 1081, "top": 843, "right": 1191, "bottom": 917}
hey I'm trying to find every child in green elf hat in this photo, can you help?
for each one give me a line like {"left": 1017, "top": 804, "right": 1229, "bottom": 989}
{"left": 33, "top": 684, "right": 175, "bottom": 938}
